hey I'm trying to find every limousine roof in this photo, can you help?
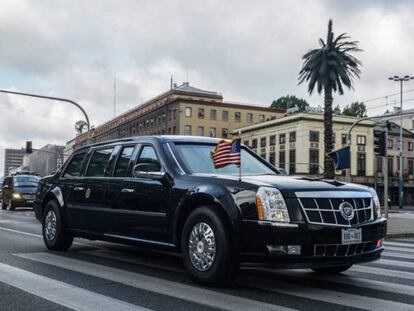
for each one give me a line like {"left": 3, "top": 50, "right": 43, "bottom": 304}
{"left": 75, "top": 135, "right": 222, "bottom": 152}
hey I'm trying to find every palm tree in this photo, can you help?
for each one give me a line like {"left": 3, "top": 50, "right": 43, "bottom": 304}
{"left": 299, "top": 19, "right": 362, "bottom": 179}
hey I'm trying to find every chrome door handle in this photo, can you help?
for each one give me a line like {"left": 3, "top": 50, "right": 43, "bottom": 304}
{"left": 121, "top": 188, "right": 135, "bottom": 193}
{"left": 73, "top": 187, "right": 84, "bottom": 191}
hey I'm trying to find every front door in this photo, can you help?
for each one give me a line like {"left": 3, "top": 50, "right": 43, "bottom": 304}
{"left": 117, "top": 144, "right": 171, "bottom": 243}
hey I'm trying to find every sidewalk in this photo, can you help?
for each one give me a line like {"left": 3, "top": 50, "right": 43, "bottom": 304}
{"left": 385, "top": 211, "right": 414, "bottom": 238}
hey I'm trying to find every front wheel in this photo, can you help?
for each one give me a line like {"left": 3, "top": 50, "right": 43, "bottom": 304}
{"left": 312, "top": 264, "right": 352, "bottom": 274}
{"left": 181, "top": 206, "right": 238, "bottom": 286}
{"left": 42, "top": 200, "right": 73, "bottom": 251}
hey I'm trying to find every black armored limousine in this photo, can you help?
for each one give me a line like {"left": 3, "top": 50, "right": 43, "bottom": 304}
{"left": 34, "top": 136, "right": 387, "bottom": 286}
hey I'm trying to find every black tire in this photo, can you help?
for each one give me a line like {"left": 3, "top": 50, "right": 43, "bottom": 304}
{"left": 181, "top": 206, "right": 237, "bottom": 286}
{"left": 9, "top": 201, "right": 15, "bottom": 211}
{"left": 1, "top": 201, "right": 7, "bottom": 210}
{"left": 312, "top": 264, "right": 352, "bottom": 274}
{"left": 42, "top": 200, "right": 73, "bottom": 251}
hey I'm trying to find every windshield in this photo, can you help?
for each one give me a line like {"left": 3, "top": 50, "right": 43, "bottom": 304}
{"left": 175, "top": 143, "right": 276, "bottom": 176}
{"left": 13, "top": 176, "right": 40, "bottom": 187}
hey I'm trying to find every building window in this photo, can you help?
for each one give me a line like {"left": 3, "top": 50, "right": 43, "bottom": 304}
{"left": 376, "top": 156, "right": 383, "bottom": 173}
{"left": 289, "top": 132, "right": 296, "bottom": 143}
{"left": 258, "top": 114, "right": 265, "bottom": 123}
{"left": 210, "top": 109, "right": 217, "bottom": 120}
{"left": 247, "top": 113, "right": 253, "bottom": 123}
{"left": 197, "top": 108, "right": 204, "bottom": 119}
{"left": 357, "top": 135, "right": 366, "bottom": 145}
{"left": 269, "top": 152, "right": 275, "bottom": 165}
{"left": 341, "top": 134, "right": 348, "bottom": 145}
{"left": 279, "top": 151, "right": 285, "bottom": 169}
{"left": 222, "top": 128, "right": 228, "bottom": 138}
{"left": 184, "top": 125, "right": 192, "bottom": 135}
{"left": 357, "top": 153, "right": 366, "bottom": 176}
{"left": 309, "top": 149, "right": 319, "bottom": 174}
{"left": 387, "top": 139, "right": 393, "bottom": 149}
{"left": 173, "top": 126, "right": 176, "bottom": 134}
{"left": 310, "top": 131, "right": 319, "bottom": 142}
{"left": 409, "top": 159, "right": 414, "bottom": 175}
{"left": 270, "top": 135, "right": 276, "bottom": 146}
{"left": 209, "top": 127, "right": 216, "bottom": 137}
{"left": 289, "top": 149, "right": 296, "bottom": 175}
{"left": 260, "top": 137, "right": 266, "bottom": 147}
{"left": 197, "top": 126, "right": 204, "bottom": 136}
{"left": 412, "top": 119, "right": 414, "bottom": 129}
{"left": 260, "top": 151, "right": 266, "bottom": 159}
{"left": 222, "top": 111, "right": 228, "bottom": 121}
{"left": 388, "top": 156, "right": 393, "bottom": 177}
{"left": 279, "top": 133, "right": 286, "bottom": 144}
{"left": 235, "top": 112, "right": 241, "bottom": 122}
{"left": 252, "top": 139, "right": 258, "bottom": 149}
{"left": 409, "top": 142, "right": 413, "bottom": 151}
{"left": 332, "top": 133, "right": 336, "bottom": 144}
{"left": 243, "top": 140, "right": 249, "bottom": 147}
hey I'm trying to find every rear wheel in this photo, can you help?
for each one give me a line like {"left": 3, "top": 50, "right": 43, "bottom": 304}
{"left": 312, "top": 264, "right": 352, "bottom": 274}
{"left": 181, "top": 206, "right": 237, "bottom": 286}
{"left": 42, "top": 200, "right": 73, "bottom": 251}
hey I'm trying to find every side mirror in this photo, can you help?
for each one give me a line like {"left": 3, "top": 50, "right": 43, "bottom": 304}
{"left": 133, "top": 163, "right": 165, "bottom": 180}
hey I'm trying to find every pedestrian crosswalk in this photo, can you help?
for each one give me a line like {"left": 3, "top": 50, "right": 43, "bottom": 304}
{"left": 2, "top": 238, "right": 414, "bottom": 310}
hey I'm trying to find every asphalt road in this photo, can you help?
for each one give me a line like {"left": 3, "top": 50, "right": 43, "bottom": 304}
{"left": 0, "top": 208, "right": 414, "bottom": 311}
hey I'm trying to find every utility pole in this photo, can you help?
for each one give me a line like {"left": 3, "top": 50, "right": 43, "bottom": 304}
{"left": 388, "top": 75, "right": 414, "bottom": 209}
{"left": 384, "top": 126, "right": 389, "bottom": 218}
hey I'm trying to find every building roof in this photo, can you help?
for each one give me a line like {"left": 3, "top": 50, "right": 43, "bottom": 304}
{"left": 174, "top": 82, "right": 220, "bottom": 97}
{"left": 234, "top": 112, "right": 376, "bottom": 134}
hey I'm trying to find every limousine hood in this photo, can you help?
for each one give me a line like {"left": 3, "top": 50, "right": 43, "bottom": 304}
{"left": 13, "top": 186, "right": 38, "bottom": 194}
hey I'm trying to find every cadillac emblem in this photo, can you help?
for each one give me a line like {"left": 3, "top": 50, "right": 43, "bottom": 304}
{"left": 339, "top": 201, "right": 354, "bottom": 221}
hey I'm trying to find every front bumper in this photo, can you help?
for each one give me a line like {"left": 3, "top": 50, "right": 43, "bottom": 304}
{"left": 11, "top": 197, "right": 35, "bottom": 208}
{"left": 239, "top": 218, "right": 387, "bottom": 269}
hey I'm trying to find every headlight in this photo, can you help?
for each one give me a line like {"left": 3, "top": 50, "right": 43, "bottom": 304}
{"left": 368, "top": 187, "right": 381, "bottom": 219}
{"left": 256, "top": 187, "right": 290, "bottom": 223}
{"left": 12, "top": 193, "right": 22, "bottom": 200}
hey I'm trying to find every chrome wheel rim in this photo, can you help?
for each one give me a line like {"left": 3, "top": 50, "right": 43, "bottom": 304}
{"left": 44, "top": 210, "right": 57, "bottom": 241}
{"left": 188, "top": 222, "right": 216, "bottom": 271}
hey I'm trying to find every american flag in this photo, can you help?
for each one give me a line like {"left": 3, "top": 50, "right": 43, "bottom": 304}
{"left": 211, "top": 138, "right": 241, "bottom": 169}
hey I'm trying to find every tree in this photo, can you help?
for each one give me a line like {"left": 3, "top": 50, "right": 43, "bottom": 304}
{"left": 342, "top": 101, "right": 367, "bottom": 118}
{"left": 298, "top": 19, "right": 362, "bottom": 179}
{"left": 271, "top": 95, "right": 309, "bottom": 111}
{"left": 333, "top": 105, "right": 342, "bottom": 115}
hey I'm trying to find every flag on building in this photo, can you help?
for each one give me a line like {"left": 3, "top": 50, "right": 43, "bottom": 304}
{"left": 327, "top": 146, "right": 350, "bottom": 170}
{"left": 211, "top": 138, "right": 241, "bottom": 169}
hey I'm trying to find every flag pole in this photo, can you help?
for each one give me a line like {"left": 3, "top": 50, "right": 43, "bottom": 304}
{"left": 238, "top": 132, "right": 242, "bottom": 182}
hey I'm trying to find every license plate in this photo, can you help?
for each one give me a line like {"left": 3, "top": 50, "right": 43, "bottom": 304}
{"left": 342, "top": 228, "right": 362, "bottom": 245}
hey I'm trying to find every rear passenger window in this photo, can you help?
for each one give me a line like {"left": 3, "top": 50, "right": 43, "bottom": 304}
{"left": 114, "top": 146, "right": 135, "bottom": 177}
{"left": 63, "top": 153, "right": 86, "bottom": 178}
{"left": 86, "top": 148, "right": 114, "bottom": 177}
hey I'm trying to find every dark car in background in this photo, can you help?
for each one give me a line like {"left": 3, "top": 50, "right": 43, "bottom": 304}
{"left": 34, "top": 136, "right": 386, "bottom": 286}
{"left": 2, "top": 175, "right": 41, "bottom": 210}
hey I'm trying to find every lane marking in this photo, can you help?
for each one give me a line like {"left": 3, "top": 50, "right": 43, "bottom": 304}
{"left": 384, "top": 246, "right": 414, "bottom": 254}
{"left": 86, "top": 249, "right": 414, "bottom": 298}
{"left": 0, "top": 226, "right": 42, "bottom": 238}
{"left": 239, "top": 275, "right": 414, "bottom": 311}
{"left": 0, "top": 262, "right": 150, "bottom": 311}
{"left": 376, "top": 258, "right": 414, "bottom": 269}
{"left": 385, "top": 241, "right": 414, "bottom": 248}
{"left": 382, "top": 251, "right": 414, "bottom": 260}
{"left": 15, "top": 252, "right": 294, "bottom": 311}
{"left": 351, "top": 265, "right": 414, "bottom": 280}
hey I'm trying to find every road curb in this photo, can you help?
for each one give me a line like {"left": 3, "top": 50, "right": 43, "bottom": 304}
{"left": 386, "top": 232, "right": 414, "bottom": 239}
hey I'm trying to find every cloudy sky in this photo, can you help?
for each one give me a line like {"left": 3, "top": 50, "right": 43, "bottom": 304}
{"left": 1, "top": 0, "right": 414, "bottom": 172}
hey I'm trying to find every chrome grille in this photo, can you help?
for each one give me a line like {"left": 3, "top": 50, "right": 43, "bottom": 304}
{"left": 314, "top": 241, "right": 376, "bottom": 257}
{"left": 295, "top": 191, "right": 373, "bottom": 227}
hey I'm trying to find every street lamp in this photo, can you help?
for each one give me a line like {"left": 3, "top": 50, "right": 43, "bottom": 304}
{"left": 388, "top": 75, "right": 414, "bottom": 209}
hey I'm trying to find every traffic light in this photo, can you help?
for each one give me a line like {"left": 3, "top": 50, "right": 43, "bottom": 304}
{"left": 25, "top": 141, "right": 33, "bottom": 154}
{"left": 374, "top": 131, "right": 386, "bottom": 156}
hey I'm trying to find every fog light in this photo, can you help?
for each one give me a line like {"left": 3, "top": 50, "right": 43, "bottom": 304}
{"left": 376, "top": 239, "right": 383, "bottom": 248}
{"left": 288, "top": 245, "right": 301, "bottom": 255}
{"left": 267, "top": 245, "right": 301, "bottom": 255}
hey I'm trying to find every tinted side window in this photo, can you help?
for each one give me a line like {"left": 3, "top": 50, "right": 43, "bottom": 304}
{"left": 114, "top": 146, "right": 135, "bottom": 177}
{"left": 86, "top": 148, "right": 114, "bottom": 177}
{"left": 63, "top": 153, "right": 86, "bottom": 178}
{"left": 137, "top": 146, "right": 161, "bottom": 171}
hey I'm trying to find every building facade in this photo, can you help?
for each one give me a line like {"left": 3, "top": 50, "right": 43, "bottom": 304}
{"left": 4, "top": 148, "right": 25, "bottom": 176}
{"left": 22, "top": 145, "right": 65, "bottom": 177}
{"left": 73, "top": 83, "right": 285, "bottom": 147}
{"left": 236, "top": 112, "right": 376, "bottom": 183}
